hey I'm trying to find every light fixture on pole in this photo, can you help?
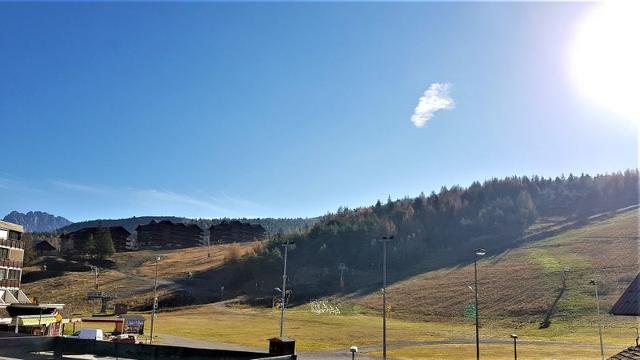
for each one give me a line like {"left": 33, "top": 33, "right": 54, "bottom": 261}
{"left": 474, "top": 248, "right": 486, "bottom": 360}
{"left": 510, "top": 333, "right": 518, "bottom": 360}
{"left": 350, "top": 345, "right": 358, "bottom": 360}
{"left": 149, "top": 256, "right": 160, "bottom": 344}
{"left": 279, "top": 239, "right": 294, "bottom": 338}
{"left": 590, "top": 279, "right": 605, "bottom": 360}
{"left": 379, "top": 235, "right": 394, "bottom": 360}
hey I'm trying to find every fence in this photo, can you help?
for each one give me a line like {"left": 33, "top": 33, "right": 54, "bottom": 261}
{"left": 0, "top": 335, "right": 297, "bottom": 360}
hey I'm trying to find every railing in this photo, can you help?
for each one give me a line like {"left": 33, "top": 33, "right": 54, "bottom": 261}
{"left": 0, "top": 279, "right": 19, "bottom": 288}
{"left": 0, "top": 258, "right": 22, "bottom": 268}
{"left": 0, "top": 238, "right": 24, "bottom": 249}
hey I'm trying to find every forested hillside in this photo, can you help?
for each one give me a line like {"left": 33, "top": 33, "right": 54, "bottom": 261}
{"left": 230, "top": 171, "right": 639, "bottom": 297}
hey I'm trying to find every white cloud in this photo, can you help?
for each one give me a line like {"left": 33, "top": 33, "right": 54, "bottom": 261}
{"left": 134, "top": 189, "right": 229, "bottom": 214}
{"left": 52, "top": 181, "right": 112, "bottom": 195}
{"left": 50, "top": 180, "right": 262, "bottom": 218}
{"left": 410, "top": 83, "right": 455, "bottom": 128}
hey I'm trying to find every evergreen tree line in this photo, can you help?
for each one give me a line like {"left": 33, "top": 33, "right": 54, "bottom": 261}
{"left": 242, "top": 171, "right": 638, "bottom": 287}
{"left": 72, "top": 226, "right": 115, "bottom": 260}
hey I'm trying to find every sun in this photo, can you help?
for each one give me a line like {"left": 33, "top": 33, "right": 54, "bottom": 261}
{"left": 569, "top": 1, "right": 640, "bottom": 123}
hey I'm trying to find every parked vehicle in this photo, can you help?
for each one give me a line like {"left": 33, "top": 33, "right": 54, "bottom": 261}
{"left": 71, "top": 328, "right": 104, "bottom": 340}
{"left": 111, "top": 334, "right": 139, "bottom": 344}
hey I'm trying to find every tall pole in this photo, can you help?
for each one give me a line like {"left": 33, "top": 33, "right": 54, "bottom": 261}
{"left": 511, "top": 334, "right": 518, "bottom": 360}
{"left": 382, "top": 240, "right": 387, "bottom": 360}
{"left": 279, "top": 243, "right": 289, "bottom": 337}
{"left": 473, "top": 248, "right": 485, "bottom": 360}
{"left": 592, "top": 280, "right": 605, "bottom": 360}
{"left": 89, "top": 265, "right": 99, "bottom": 290}
{"left": 474, "top": 256, "right": 480, "bottom": 360}
{"left": 379, "top": 236, "right": 393, "bottom": 360}
{"left": 150, "top": 256, "right": 159, "bottom": 344}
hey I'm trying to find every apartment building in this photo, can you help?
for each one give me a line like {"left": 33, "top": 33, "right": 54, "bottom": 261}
{"left": 0, "top": 220, "right": 30, "bottom": 306}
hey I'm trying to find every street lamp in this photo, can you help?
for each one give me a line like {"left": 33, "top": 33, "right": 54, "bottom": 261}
{"left": 149, "top": 256, "right": 160, "bottom": 344}
{"left": 279, "top": 240, "right": 294, "bottom": 338}
{"left": 350, "top": 345, "right": 358, "bottom": 360}
{"left": 510, "top": 334, "right": 518, "bottom": 360}
{"left": 379, "top": 235, "right": 394, "bottom": 360}
{"left": 590, "top": 279, "right": 605, "bottom": 360}
{"left": 474, "top": 248, "right": 486, "bottom": 360}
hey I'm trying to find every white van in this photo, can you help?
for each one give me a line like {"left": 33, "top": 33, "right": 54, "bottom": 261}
{"left": 72, "top": 328, "right": 104, "bottom": 340}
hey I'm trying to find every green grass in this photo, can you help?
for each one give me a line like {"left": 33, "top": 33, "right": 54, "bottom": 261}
{"left": 148, "top": 301, "right": 639, "bottom": 357}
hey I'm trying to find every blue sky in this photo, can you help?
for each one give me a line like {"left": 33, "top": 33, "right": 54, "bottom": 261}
{"left": 1, "top": 2, "right": 637, "bottom": 222}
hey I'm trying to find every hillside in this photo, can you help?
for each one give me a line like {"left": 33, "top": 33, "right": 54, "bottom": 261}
{"left": 214, "top": 171, "right": 639, "bottom": 302}
{"left": 19, "top": 172, "right": 639, "bottom": 321}
{"left": 359, "top": 206, "right": 639, "bottom": 325}
{"left": 20, "top": 243, "right": 257, "bottom": 315}
{"left": 20, "top": 206, "right": 638, "bottom": 326}
{"left": 3, "top": 210, "right": 72, "bottom": 232}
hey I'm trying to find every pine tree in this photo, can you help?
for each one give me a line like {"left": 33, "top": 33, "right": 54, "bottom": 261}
{"left": 93, "top": 226, "right": 115, "bottom": 260}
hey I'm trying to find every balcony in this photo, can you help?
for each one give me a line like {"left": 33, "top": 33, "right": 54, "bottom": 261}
{"left": 0, "top": 279, "right": 19, "bottom": 288}
{"left": 0, "top": 238, "right": 24, "bottom": 249}
{"left": 0, "top": 258, "right": 22, "bottom": 268}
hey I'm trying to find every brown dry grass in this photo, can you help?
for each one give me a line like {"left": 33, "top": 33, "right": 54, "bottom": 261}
{"left": 359, "top": 209, "right": 639, "bottom": 324}
{"left": 136, "top": 243, "right": 254, "bottom": 279}
{"left": 21, "top": 243, "right": 254, "bottom": 315}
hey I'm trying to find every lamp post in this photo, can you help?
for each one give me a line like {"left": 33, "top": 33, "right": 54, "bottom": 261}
{"left": 279, "top": 240, "right": 294, "bottom": 338}
{"left": 510, "top": 334, "right": 518, "bottom": 360}
{"left": 590, "top": 279, "right": 605, "bottom": 360}
{"left": 149, "top": 256, "right": 160, "bottom": 344}
{"left": 379, "top": 235, "right": 394, "bottom": 360}
{"left": 474, "top": 248, "right": 486, "bottom": 360}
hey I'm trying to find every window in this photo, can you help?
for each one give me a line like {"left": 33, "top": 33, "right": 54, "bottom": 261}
{"left": 0, "top": 230, "right": 6, "bottom": 240}
{"left": 8, "top": 269, "right": 20, "bottom": 280}
{"left": 0, "top": 268, "right": 5, "bottom": 279}
{"left": 0, "top": 248, "right": 8, "bottom": 259}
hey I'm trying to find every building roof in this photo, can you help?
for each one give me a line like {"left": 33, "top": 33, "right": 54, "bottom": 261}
{"left": 33, "top": 240, "right": 57, "bottom": 251}
{"left": 608, "top": 345, "right": 640, "bottom": 360}
{"left": 610, "top": 273, "right": 640, "bottom": 316}
{"left": 63, "top": 226, "right": 131, "bottom": 237}
{"left": 209, "top": 220, "right": 266, "bottom": 232}
{"left": 0, "top": 220, "right": 23, "bottom": 233}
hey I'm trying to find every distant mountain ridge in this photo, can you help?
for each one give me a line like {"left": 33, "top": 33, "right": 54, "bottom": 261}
{"left": 61, "top": 216, "right": 318, "bottom": 234}
{"left": 3, "top": 211, "right": 72, "bottom": 232}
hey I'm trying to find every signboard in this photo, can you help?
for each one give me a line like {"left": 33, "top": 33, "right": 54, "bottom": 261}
{"left": 86, "top": 291, "right": 104, "bottom": 300}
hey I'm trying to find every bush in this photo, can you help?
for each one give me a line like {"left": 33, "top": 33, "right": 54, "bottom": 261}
{"left": 224, "top": 243, "right": 242, "bottom": 264}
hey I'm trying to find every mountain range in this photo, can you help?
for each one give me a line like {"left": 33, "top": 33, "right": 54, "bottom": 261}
{"left": 2, "top": 211, "right": 73, "bottom": 232}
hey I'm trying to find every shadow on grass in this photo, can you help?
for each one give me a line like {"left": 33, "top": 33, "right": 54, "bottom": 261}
{"left": 539, "top": 287, "right": 565, "bottom": 329}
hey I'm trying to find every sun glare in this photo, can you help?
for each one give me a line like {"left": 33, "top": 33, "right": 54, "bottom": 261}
{"left": 569, "top": 1, "right": 640, "bottom": 123}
